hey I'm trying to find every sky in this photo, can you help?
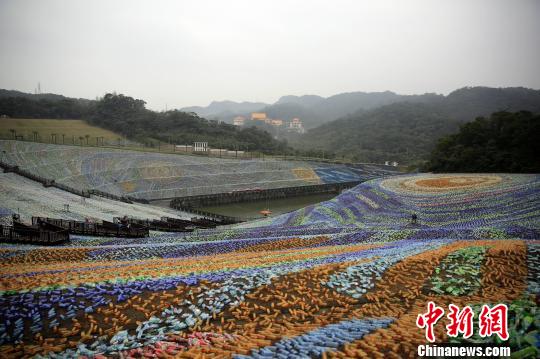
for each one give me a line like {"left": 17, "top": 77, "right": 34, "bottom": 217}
{"left": 0, "top": 0, "right": 539, "bottom": 110}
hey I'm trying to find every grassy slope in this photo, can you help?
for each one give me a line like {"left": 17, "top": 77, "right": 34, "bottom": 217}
{"left": 0, "top": 118, "right": 127, "bottom": 144}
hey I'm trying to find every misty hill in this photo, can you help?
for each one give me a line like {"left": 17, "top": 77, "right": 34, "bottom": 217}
{"left": 295, "top": 87, "right": 540, "bottom": 164}
{"left": 180, "top": 100, "right": 268, "bottom": 120}
{"left": 259, "top": 102, "right": 319, "bottom": 122}
{"left": 3, "top": 86, "right": 539, "bottom": 164}
{"left": 439, "top": 87, "right": 540, "bottom": 121}
{"left": 0, "top": 90, "right": 93, "bottom": 119}
{"left": 0, "top": 91, "right": 289, "bottom": 154}
{"left": 0, "top": 89, "right": 92, "bottom": 103}
{"left": 182, "top": 91, "right": 443, "bottom": 128}
{"left": 275, "top": 94, "right": 325, "bottom": 107}
{"left": 273, "top": 91, "right": 414, "bottom": 125}
{"left": 268, "top": 91, "right": 409, "bottom": 127}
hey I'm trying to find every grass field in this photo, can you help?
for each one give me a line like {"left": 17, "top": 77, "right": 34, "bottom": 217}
{"left": 0, "top": 118, "right": 127, "bottom": 144}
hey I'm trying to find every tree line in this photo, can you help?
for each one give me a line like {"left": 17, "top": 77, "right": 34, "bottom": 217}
{"left": 2, "top": 90, "right": 538, "bottom": 171}
{"left": 426, "top": 111, "right": 540, "bottom": 173}
{"left": 0, "top": 93, "right": 290, "bottom": 154}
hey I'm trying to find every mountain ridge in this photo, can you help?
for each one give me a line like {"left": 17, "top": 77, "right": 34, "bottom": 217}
{"left": 295, "top": 86, "right": 540, "bottom": 163}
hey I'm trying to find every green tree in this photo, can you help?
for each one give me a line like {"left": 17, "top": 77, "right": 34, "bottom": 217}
{"left": 426, "top": 111, "right": 540, "bottom": 173}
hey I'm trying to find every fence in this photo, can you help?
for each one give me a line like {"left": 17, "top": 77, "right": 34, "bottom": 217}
{"left": 0, "top": 224, "right": 69, "bottom": 244}
{"left": 175, "top": 208, "right": 245, "bottom": 224}
{"left": 170, "top": 181, "right": 361, "bottom": 209}
{"left": 0, "top": 159, "right": 151, "bottom": 202}
{"left": 0, "top": 159, "right": 90, "bottom": 198}
{"left": 0, "top": 136, "right": 406, "bottom": 168}
{"left": 123, "top": 218, "right": 196, "bottom": 232}
{"left": 87, "top": 189, "right": 135, "bottom": 204}
{"left": 32, "top": 217, "right": 149, "bottom": 238}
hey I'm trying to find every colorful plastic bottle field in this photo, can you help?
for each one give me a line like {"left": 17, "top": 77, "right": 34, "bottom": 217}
{"left": 0, "top": 173, "right": 539, "bottom": 358}
{"left": 0, "top": 140, "right": 395, "bottom": 200}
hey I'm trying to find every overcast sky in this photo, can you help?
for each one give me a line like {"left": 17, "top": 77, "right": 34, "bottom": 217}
{"left": 1, "top": 0, "right": 539, "bottom": 110}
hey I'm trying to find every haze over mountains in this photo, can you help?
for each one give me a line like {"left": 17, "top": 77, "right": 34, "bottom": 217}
{"left": 182, "top": 90, "right": 441, "bottom": 128}
{"left": 296, "top": 87, "right": 540, "bottom": 163}
{"left": 180, "top": 87, "right": 540, "bottom": 129}
{"left": 0, "top": 89, "right": 91, "bottom": 103}
{"left": 182, "top": 86, "right": 540, "bottom": 163}
{"left": 2, "top": 86, "right": 539, "bottom": 165}
{"left": 181, "top": 100, "right": 267, "bottom": 120}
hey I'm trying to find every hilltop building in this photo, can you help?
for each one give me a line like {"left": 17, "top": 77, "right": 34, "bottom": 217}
{"left": 288, "top": 118, "right": 305, "bottom": 134}
{"left": 233, "top": 116, "right": 245, "bottom": 126}
{"left": 251, "top": 112, "right": 267, "bottom": 121}
{"left": 235, "top": 114, "right": 305, "bottom": 133}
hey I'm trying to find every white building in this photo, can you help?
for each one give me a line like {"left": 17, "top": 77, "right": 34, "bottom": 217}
{"left": 288, "top": 118, "right": 306, "bottom": 134}
{"left": 194, "top": 142, "right": 208, "bottom": 152}
{"left": 233, "top": 116, "right": 245, "bottom": 126}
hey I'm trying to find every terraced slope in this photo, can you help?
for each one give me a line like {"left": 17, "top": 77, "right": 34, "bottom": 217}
{"left": 0, "top": 174, "right": 538, "bottom": 358}
{"left": 0, "top": 140, "right": 395, "bottom": 200}
{"left": 0, "top": 172, "right": 187, "bottom": 223}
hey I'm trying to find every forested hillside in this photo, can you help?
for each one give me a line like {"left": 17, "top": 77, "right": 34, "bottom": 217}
{"left": 89, "top": 94, "right": 288, "bottom": 152}
{"left": 296, "top": 102, "right": 460, "bottom": 163}
{"left": 0, "top": 91, "right": 289, "bottom": 153}
{"left": 2, "top": 87, "right": 540, "bottom": 162}
{"left": 0, "top": 91, "right": 91, "bottom": 118}
{"left": 426, "top": 111, "right": 540, "bottom": 173}
{"left": 296, "top": 87, "right": 540, "bottom": 163}
{"left": 182, "top": 91, "right": 440, "bottom": 128}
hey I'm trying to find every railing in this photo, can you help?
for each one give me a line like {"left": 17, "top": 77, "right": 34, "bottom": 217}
{"left": 86, "top": 189, "right": 148, "bottom": 204}
{"left": 117, "top": 216, "right": 234, "bottom": 232}
{"left": 87, "top": 189, "right": 134, "bottom": 204}
{"left": 0, "top": 159, "right": 90, "bottom": 198}
{"left": 170, "top": 181, "right": 361, "bottom": 209}
{"left": 32, "top": 217, "right": 149, "bottom": 238}
{"left": 0, "top": 224, "right": 69, "bottom": 244}
{"left": 0, "top": 159, "right": 144, "bottom": 202}
{"left": 120, "top": 217, "right": 196, "bottom": 232}
{"left": 0, "top": 136, "right": 407, "bottom": 168}
{"left": 176, "top": 208, "right": 245, "bottom": 224}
